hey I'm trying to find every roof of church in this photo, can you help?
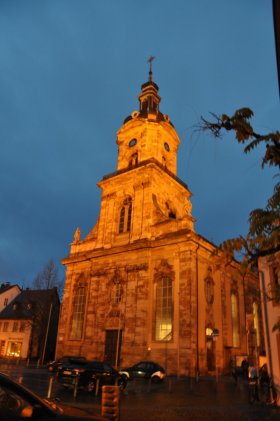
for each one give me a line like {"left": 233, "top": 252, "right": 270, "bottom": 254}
{"left": 0, "top": 288, "right": 60, "bottom": 319}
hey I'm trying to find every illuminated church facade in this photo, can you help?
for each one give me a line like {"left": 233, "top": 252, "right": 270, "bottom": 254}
{"left": 56, "top": 69, "right": 262, "bottom": 376}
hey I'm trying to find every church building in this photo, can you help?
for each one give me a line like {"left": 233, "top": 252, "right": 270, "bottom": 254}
{"left": 56, "top": 67, "right": 262, "bottom": 376}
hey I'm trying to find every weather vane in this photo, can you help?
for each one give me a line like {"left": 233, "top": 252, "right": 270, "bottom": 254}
{"left": 147, "top": 56, "right": 155, "bottom": 81}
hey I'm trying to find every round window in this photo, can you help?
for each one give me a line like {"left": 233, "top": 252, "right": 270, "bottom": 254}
{"left": 129, "top": 138, "right": 137, "bottom": 147}
{"left": 164, "top": 142, "right": 170, "bottom": 152}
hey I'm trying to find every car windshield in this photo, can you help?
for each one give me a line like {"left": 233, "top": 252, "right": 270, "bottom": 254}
{"left": 68, "top": 358, "right": 87, "bottom": 364}
{"left": 0, "top": 380, "right": 59, "bottom": 418}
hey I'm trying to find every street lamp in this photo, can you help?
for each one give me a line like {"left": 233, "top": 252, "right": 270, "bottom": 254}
{"left": 211, "top": 328, "right": 219, "bottom": 382}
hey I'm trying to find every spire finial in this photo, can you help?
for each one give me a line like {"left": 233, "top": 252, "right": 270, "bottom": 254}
{"left": 147, "top": 56, "right": 155, "bottom": 81}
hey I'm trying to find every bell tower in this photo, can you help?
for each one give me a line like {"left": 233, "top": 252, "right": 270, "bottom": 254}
{"left": 70, "top": 63, "right": 194, "bottom": 251}
{"left": 116, "top": 61, "right": 179, "bottom": 175}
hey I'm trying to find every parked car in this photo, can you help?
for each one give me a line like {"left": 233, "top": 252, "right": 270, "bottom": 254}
{"left": 0, "top": 371, "right": 106, "bottom": 420}
{"left": 47, "top": 356, "right": 87, "bottom": 373}
{"left": 119, "top": 361, "right": 166, "bottom": 382}
{"left": 57, "top": 360, "right": 127, "bottom": 393}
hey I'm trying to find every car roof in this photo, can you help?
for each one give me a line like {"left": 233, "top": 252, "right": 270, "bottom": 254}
{"left": 61, "top": 355, "right": 86, "bottom": 359}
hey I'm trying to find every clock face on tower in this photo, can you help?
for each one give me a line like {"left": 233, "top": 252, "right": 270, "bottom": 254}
{"left": 129, "top": 138, "right": 137, "bottom": 147}
{"left": 164, "top": 142, "right": 170, "bottom": 152}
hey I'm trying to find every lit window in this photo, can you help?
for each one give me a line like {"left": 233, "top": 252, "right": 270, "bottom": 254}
{"left": 6, "top": 341, "right": 22, "bottom": 358}
{"left": 155, "top": 277, "right": 173, "bottom": 341}
{"left": 69, "top": 287, "right": 86, "bottom": 340}
{"left": 231, "top": 292, "right": 240, "bottom": 347}
{"left": 119, "top": 197, "right": 132, "bottom": 233}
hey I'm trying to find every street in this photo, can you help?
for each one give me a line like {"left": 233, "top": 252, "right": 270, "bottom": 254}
{"left": 1, "top": 363, "right": 279, "bottom": 420}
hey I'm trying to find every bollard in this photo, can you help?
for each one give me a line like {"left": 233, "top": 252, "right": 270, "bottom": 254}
{"left": 147, "top": 378, "right": 151, "bottom": 393}
{"left": 26, "top": 358, "right": 30, "bottom": 367}
{"left": 18, "top": 376, "right": 23, "bottom": 384}
{"left": 47, "top": 376, "right": 54, "bottom": 399}
{"left": 37, "top": 359, "right": 40, "bottom": 368}
{"left": 95, "top": 378, "right": 100, "bottom": 397}
{"left": 73, "top": 376, "right": 79, "bottom": 399}
{"left": 168, "top": 377, "right": 172, "bottom": 393}
{"left": 101, "top": 385, "right": 120, "bottom": 421}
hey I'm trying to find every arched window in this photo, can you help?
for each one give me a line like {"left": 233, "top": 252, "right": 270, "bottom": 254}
{"left": 129, "top": 153, "right": 138, "bottom": 167}
{"left": 253, "top": 302, "right": 260, "bottom": 346}
{"left": 69, "top": 286, "right": 86, "bottom": 340}
{"left": 155, "top": 277, "right": 173, "bottom": 341}
{"left": 205, "top": 269, "right": 214, "bottom": 305}
{"left": 119, "top": 197, "right": 132, "bottom": 233}
{"left": 231, "top": 292, "right": 240, "bottom": 347}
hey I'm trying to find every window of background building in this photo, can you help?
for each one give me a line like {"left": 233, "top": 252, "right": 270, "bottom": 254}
{"left": 19, "top": 322, "right": 25, "bottom": 332}
{"left": 3, "top": 322, "right": 9, "bottom": 332}
{"left": 12, "top": 322, "right": 18, "bottom": 332}
{"left": 253, "top": 302, "right": 260, "bottom": 346}
{"left": 0, "top": 340, "right": 5, "bottom": 357}
{"left": 119, "top": 197, "right": 132, "bottom": 233}
{"left": 271, "top": 265, "right": 280, "bottom": 305}
{"left": 6, "top": 341, "right": 22, "bottom": 358}
{"left": 155, "top": 277, "right": 173, "bottom": 341}
{"left": 231, "top": 292, "right": 240, "bottom": 347}
{"left": 69, "top": 287, "right": 86, "bottom": 340}
{"left": 4, "top": 298, "right": 8, "bottom": 306}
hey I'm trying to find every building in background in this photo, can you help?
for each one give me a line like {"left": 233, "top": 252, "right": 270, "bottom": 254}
{"left": 0, "top": 283, "right": 21, "bottom": 312}
{"left": 56, "top": 71, "right": 262, "bottom": 376}
{"left": 0, "top": 288, "right": 60, "bottom": 361}
{"left": 259, "top": 253, "right": 280, "bottom": 402}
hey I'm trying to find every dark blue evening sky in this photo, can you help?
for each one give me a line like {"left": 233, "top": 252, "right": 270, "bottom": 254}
{"left": 0, "top": 0, "right": 279, "bottom": 286}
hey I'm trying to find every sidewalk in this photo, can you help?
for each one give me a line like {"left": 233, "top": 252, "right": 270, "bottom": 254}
{"left": 55, "top": 376, "right": 280, "bottom": 421}
{"left": 1, "top": 365, "right": 279, "bottom": 420}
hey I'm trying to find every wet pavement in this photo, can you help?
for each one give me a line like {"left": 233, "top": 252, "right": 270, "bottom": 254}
{"left": 1, "top": 364, "right": 280, "bottom": 420}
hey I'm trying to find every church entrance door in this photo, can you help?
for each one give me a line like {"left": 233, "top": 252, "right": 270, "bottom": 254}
{"left": 206, "top": 337, "right": 215, "bottom": 372}
{"left": 104, "top": 330, "right": 122, "bottom": 367}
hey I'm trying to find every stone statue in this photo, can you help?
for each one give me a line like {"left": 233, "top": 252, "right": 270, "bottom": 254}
{"left": 73, "top": 227, "right": 81, "bottom": 243}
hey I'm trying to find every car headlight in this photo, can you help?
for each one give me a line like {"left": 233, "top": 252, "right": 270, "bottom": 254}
{"left": 74, "top": 368, "right": 85, "bottom": 374}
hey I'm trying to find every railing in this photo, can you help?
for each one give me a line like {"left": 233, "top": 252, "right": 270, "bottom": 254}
{"left": 102, "top": 158, "right": 190, "bottom": 191}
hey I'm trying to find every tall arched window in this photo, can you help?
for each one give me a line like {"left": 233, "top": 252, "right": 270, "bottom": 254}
{"left": 69, "top": 286, "right": 86, "bottom": 340}
{"left": 253, "top": 302, "right": 260, "bottom": 346}
{"left": 129, "top": 153, "right": 138, "bottom": 167}
{"left": 155, "top": 277, "right": 173, "bottom": 341}
{"left": 119, "top": 197, "right": 132, "bottom": 233}
{"left": 231, "top": 292, "right": 240, "bottom": 347}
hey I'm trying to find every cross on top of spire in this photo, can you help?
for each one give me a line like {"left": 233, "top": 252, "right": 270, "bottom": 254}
{"left": 147, "top": 56, "right": 155, "bottom": 81}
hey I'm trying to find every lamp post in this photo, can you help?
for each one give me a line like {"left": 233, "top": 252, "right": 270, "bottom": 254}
{"left": 211, "top": 328, "right": 219, "bottom": 383}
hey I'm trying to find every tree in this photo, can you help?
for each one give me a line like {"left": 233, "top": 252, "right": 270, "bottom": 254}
{"left": 32, "top": 259, "right": 64, "bottom": 297}
{"left": 200, "top": 108, "right": 280, "bottom": 268}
